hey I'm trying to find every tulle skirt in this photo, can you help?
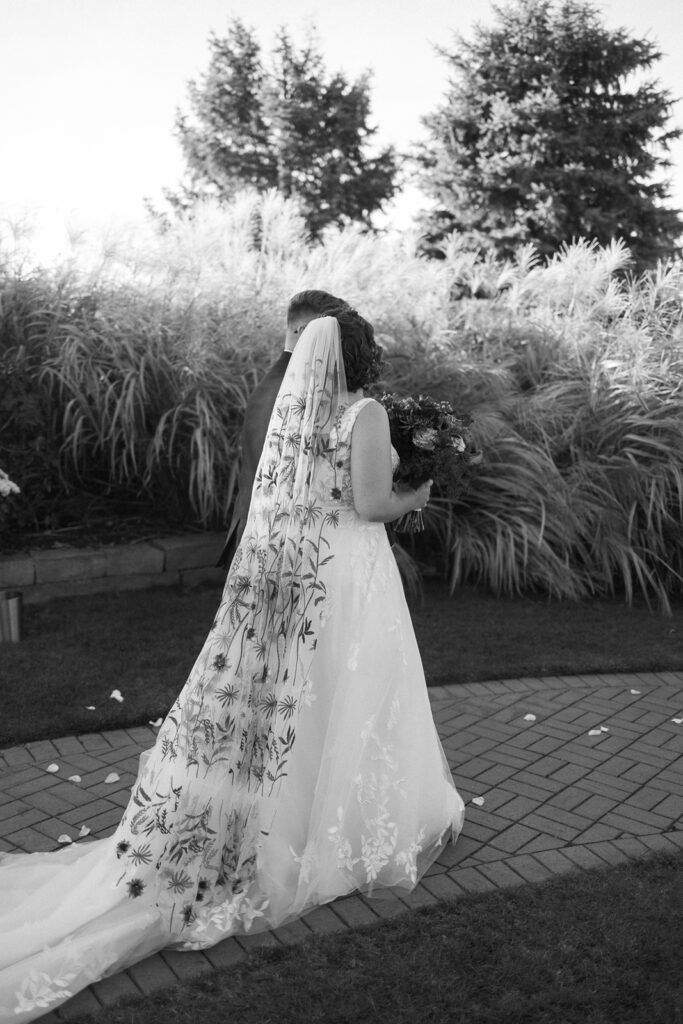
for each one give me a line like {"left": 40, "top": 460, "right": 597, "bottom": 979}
{"left": 0, "top": 519, "right": 464, "bottom": 1022}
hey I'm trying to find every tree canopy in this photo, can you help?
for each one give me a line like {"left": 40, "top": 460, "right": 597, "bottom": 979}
{"left": 418, "top": 0, "right": 683, "bottom": 268}
{"left": 169, "top": 20, "right": 398, "bottom": 238}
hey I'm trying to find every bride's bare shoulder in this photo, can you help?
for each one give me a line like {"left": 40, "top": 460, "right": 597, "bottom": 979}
{"left": 351, "top": 400, "right": 390, "bottom": 447}
{"left": 354, "top": 398, "right": 388, "bottom": 425}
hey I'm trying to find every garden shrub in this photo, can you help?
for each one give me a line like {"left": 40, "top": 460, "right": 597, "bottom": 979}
{"left": 2, "top": 194, "right": 682, "bottom": 609}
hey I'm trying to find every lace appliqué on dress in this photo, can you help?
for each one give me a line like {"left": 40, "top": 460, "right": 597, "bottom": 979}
{"left": 325, "top": 699, "right": 428, "bottom": 888}
{"left": 10, "top": 940, "right": 113, "bottom": 1018}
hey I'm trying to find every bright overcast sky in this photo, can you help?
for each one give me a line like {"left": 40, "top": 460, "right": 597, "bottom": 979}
{"left": 1, "top": 0, "right": 682, "bottom": 257}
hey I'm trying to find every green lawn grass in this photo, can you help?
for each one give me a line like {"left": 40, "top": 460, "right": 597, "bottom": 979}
{"left": 67, "top": 850, "right": 683, "bottom": 1024}
{"left": 1, "top": 579, "right": 682, "bottom": 747}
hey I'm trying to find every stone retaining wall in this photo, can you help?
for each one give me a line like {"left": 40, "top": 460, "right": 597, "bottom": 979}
{"left": 0, "top": 533, "right": 227, "bottom": 603}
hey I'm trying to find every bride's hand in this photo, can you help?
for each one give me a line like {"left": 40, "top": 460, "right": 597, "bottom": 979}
{"left": 411, "top": 479, "right": 432, "bottom": 511}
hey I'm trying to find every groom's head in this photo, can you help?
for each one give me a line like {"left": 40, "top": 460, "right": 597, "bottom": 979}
{"left": 285, "top": 290, "right": 349, "bottom": 352}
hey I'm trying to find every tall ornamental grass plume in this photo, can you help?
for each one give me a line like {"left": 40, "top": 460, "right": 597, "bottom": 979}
{"left": 396, "top": 239, "right": 683, "bottom": 612}
{"left": 0, "top": 192, "right": 449, "bottom": 541}
{"left": 2, "top": 193, "right": 683, "bottom": 611}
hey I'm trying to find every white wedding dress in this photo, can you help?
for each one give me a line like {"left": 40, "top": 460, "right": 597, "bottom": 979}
{"left": 0, "top": 322, "right": 464, "bottom": 1023}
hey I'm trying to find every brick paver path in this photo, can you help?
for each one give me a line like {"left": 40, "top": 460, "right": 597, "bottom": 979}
{"left": 2, "top": 672, "right": 683, "bottom": 1022}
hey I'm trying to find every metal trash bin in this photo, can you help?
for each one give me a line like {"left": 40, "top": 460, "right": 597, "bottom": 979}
{"left": 0, "top": 590, "right": 23, "bottom": 642}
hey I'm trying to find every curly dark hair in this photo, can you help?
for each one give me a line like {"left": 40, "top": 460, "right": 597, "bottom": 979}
{"left": 333, "top": 308, "right": 384, "bottom": 392}
{"left": 287, "top": 290, "right": 348, "bottom": 324}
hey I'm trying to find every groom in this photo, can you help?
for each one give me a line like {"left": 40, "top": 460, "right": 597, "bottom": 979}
{"left": 216, "top": 289, "right": 349, "bottom": 569}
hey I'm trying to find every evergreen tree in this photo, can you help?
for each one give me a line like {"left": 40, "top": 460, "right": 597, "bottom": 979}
{"left": 418, "top": 0, "right": 683, "bottom": 268}
{"left": 169, "top": 20, "right": 397, "bottom": 237}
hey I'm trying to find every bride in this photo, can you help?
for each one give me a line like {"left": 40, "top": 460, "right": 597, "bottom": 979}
{"left": 0, "top": 309, "right": 464, "bottom": 1022}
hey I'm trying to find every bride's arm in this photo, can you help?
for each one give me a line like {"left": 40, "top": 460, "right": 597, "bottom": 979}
{"left": 350, "top": 400, "right": 431, "bottom": 523}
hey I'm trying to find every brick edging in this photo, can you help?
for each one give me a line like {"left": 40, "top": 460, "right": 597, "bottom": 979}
{"left": 0, "top": 532, "right": 227, "bottom": 604}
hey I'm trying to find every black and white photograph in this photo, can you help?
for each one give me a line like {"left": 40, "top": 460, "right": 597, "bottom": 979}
{"left": 1, "top": 1, "right": 683, "bottom": 1021}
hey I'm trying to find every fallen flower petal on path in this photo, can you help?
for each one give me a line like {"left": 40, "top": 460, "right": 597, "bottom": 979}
{"left": 672, "top": 718, "right": 683, "bottom": 725}
{"left": 630, "top": 689, "right": 641, "bottom": 695}
{"left": 79, "top": 826, "right": 91, "bottom": 838}
{"left": 588, "top": 729, "right": 602, "bottom": 737}
{"left": 57, "top": 835, "right": 72, "bottom": 844}
{"left": 600, "top": 726, "right": 609, "bottom": 732}
{"left": 523, "top": 714, "right": 536, "bottom": 722}
{"left": 104, "top": 772, "right": 120, "bottom": 784}
{"left": 149, "top": 718, "right": 163, "bottom": 728}
{"left": 85, "top": 706, "right": 96, "bottom": 711}
{"left": 67, "top": 775, "right": 82, "bottom": 783}
{"left": 471, "top": 796, "right": 485, "bottom": 807}
{"left": 46, "top": 763, "right": 59, "bottom": 773}
{"left": 110, "top": 689, "right": 124, "bottom": 702}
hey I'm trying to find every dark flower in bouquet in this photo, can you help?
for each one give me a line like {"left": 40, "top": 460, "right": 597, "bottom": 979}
{"left": 379, "top": 393, "right": 482, "bottom": 532}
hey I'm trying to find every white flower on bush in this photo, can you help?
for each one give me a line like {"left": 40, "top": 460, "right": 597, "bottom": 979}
{"left": 449, "top": 435, "right": 466, "bottom": 452}
{"left": 0, "top": 469, "right": 20, "bottom": 498}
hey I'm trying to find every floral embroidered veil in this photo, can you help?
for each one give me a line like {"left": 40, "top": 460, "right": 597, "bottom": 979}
{"left": 113, "top": 315, "right": 352, "bottom": 937}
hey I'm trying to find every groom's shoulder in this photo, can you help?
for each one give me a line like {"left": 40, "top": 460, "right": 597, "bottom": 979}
{"left": 257, "top": 351, "right": 291, "bottom": 387}
{"left": 247, "top": 353, "right": 290, "bottom": 405}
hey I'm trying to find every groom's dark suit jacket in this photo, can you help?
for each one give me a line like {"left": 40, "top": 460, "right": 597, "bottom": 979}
{"left": 216, "top": 351, "right": 292, "bottom": 569}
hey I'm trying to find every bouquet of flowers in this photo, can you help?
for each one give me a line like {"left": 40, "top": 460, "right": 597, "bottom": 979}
{"left": 379, "top": 393, "right": 482, "bottom": 532}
